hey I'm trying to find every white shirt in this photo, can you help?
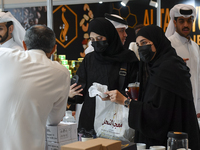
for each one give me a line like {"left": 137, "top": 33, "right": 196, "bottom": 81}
{"left": 0, "top": 38, "right": 24, "bottom": 51}
{"left": 129, "top": 42, "right": 140, "bottom": 60}
{"left": 0, "top": 48, "right": 70, "bottom": 150}
{"left": 85, "top": 40, "right": 94, "bottom": 55}
{"left": 168, "top": 32, "right": 200, "bottom": 113}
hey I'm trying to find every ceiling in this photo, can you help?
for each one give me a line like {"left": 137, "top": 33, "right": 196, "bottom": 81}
{"left": 128, "top": 0, "right": 150, "bottom": 5}
{"left": 0, "top": 0, "right": 151, "bottom": 8}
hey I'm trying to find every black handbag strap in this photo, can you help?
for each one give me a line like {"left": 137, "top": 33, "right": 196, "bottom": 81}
{"left": 119, "top": 62, "right": 127, "bottom": 92}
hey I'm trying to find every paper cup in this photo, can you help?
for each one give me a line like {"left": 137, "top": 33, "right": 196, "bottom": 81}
{"left": 137, "top": 143, "right": 146, "bottom": 150}
{"left": 81, "top": 137, "right": 93, "bottom": 142}
{"left": 150, "top": 146, "right": 165, "bottom": 150}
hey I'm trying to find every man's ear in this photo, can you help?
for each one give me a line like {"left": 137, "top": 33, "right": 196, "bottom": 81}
{"left": 8, "top": 25, "right": 14, "bottom": 34}
{"left": 22, "top": 41, "right": 28, "bottom": 51}
{"left": 46, "top": 44, "right": 57, "bottom": 58}
{"left": 173, "top": 20, "right": 177, "bottom": 28}
{"left": 50, "top": 44, "right": 57, "bottom": 55}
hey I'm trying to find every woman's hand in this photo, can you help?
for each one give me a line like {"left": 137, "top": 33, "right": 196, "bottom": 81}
{"left": 197, "top": 113, "right": 200, "bottom": 118}
{"left": 68, "top": 83, "right": 83, "bottom": 98}
{"left": 103, "top": 90, "right": 127, "bottom": 105}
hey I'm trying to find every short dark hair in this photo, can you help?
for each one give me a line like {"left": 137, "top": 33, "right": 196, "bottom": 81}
{"left": 24, "top": 25, "right": 56, "bottom": 53}
{"left": 174, "top": 17, "right": 178, "bottom": 21}
{"left": 134, "top": 24, "right": 145, "bottom": 31}
{"left": 174, "top": 16, "right": 194, "bottom": 21}
{"left": 6, "top": 21, "right": 13, "bottom": 28}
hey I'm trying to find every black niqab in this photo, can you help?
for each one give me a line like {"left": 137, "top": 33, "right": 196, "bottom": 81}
{"left": 88, "top": 18, "right": 138, "bottom": 63}
{"left": 136, "top": 25, "right": 192, "bottom": 100}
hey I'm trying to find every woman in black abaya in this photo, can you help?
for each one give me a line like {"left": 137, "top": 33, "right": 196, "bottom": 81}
{"left": 68, "top": 18, "right": 139, "bottom": 132}
{"left": 107, "top": 25, "right": 200, "bottom": 149}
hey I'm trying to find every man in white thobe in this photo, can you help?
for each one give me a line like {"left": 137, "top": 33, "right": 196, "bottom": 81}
{"left": 0, "top": 25, "right": 70, "bottom": 150}
{"left": 166, "top": 4, "right": 200, "bottom": 117}
{"left": 0, "top": 11, "right": 25, "bottom": 50}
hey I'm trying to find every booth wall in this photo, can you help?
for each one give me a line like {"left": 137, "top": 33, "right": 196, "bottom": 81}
{"left": 6, "top": 0, "right": 200, "bottom": 60}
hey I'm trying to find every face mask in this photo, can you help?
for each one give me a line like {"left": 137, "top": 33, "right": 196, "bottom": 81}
{"left": 138, "top": 44, "right": 155, "bottom": 63}
{"left": 92, "top": 41, "right": 108, "bottom": 53}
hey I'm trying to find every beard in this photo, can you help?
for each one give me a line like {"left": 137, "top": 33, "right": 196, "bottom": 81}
{"left": 176, "top": 25, "right": 191, "bottom": 38}
{"left": 0, "top": 30, "right": 9, "bottom": 44}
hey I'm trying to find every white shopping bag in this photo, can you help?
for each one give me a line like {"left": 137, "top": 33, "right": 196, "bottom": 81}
{"left": 94, "top": 96, "right": 135, "bottom": 142}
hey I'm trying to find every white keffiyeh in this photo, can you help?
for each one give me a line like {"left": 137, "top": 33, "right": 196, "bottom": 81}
{"left": 106, "top": 14, "right": 128, "bottom": 29}
{"left": 0, "top": 12, "right": 25, "bottom": 48}
{"left": 165, "top": 4, "right": 196, "bottom": 37}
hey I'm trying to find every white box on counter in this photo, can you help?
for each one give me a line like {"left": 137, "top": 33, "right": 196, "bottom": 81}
{"left": 71, "top": 138, "right": 78, "bottom": 143}
{"left": 47, "top": 140, "right": 72, "bottom": 150}
{"left": 65, "top": 122, "right": 77, "bottom": 140}
{"left": 59, "top": 122, "right": 78, "bottom": 140}
{"left": 46, "top": 122, "right": 77, "bottom": 143}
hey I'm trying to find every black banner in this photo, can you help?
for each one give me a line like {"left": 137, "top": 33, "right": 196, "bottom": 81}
{"left": 6, "top": 0, "right": 200, "bottom": 60}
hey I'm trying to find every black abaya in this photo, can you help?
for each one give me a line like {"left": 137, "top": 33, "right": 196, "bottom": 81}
{"left": 69, "top": 52, "right": 139, "bottom": 131}
{"left": 128, "top": 25, "right": 200, "bottom": 150}
{"left": 68, "top": 18, "right": 139, "bottom": 131}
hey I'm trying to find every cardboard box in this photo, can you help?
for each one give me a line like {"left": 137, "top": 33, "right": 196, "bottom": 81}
{"left": 61, "top": 138, "right": 121, "bottom": 150}
{"left": 87, "top": 138, "right": 121, "bottom": 150}
{"left": 46, "top": 123, "right": 77, "bottom": 142}
{"left": 121, "top": 141, "right": 137, "bottom": 150}
{"left": 61, "top": 141, "right": 102, "bottom": 150}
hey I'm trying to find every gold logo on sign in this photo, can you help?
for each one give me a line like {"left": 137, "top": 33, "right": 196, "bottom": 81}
{"left": 60, "top": 7, "right": 69, "bottom": 43}
{"left": 53, "top": 5, "right": 78, "bottom": 48}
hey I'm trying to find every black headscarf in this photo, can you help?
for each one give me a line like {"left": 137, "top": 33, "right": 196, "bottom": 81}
{"left": 136, "top": 25, "right": 192, "bottom": 100}
{"left": 88, "top": 18, "right": 138, "bottom": 63}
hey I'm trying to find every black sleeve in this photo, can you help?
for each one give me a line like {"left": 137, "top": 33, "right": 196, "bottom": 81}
{"left": 128, "top": 83, "right": 200, "bottom": 150}
{"left": 128, "top": 84, "right": 176, "bottom": 140}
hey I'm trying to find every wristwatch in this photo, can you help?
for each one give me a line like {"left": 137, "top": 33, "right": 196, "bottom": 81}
{"left": 124, "top": 98, "right": 132, "bottom": 107}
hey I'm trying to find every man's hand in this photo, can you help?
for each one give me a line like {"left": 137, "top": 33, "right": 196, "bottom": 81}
{"left": 68, "top": 83, "right": 83, "bottom": 98}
